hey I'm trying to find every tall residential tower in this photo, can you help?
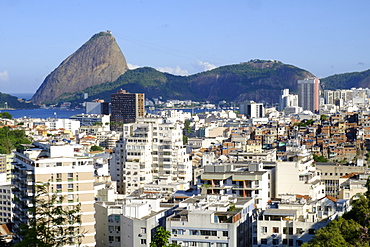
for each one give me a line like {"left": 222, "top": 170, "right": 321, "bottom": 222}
{"left": 298, "top": 78, "right": 320, "bottom": 113}
{"left": 111, "top": 90, "right": 145, "bottom": 131}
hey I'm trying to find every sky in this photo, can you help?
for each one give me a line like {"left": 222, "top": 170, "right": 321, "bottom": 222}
{"left": 1, "top": 0, "right": 370, "bottom": 95}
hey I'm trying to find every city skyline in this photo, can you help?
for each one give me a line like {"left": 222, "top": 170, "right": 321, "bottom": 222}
{"left": 1, "top": 1, "right": 370, "bottom": 94}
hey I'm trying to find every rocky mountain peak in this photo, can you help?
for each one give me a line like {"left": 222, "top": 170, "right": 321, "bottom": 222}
{"left": 31, "top": 31, "right": 129, "bottom": 104}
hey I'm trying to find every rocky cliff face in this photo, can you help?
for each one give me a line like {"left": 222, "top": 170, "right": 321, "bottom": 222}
{"left": 31, "top": 31, "right": 129, "bottom": 104}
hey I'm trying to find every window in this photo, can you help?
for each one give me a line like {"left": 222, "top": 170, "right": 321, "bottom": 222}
{"left": 223, "top": 231, "right": 228, "bottom": 237}
{"left": 308, "top": 228, "right": 315, "bottom": 234}
{"left": 68, "top": 184, "right": 73, "bottom": 189}
{"left": 56, "top": 162, "right": 62, "bottom": 166}
{"left": 115, "top": 236, "right": 120, "bottom": 242}
{"left": 200, "top": 230, "right": 217, "bottom": 236}
{"left": 56, "top": 184, "right": 62, "bottom": 189}
{"left": 272, "top": 227, "right": 279, "bottom": 233}
{"left": 261, "top": 226, "right": 267, "bottom": 234}
{"left": 253, "top": 237, "right": 257, "bottom": 245}
{"left": 283, "top": 239, "right": 287, "bottom": 245}
{"left": 68, "top": 194, "right": 74, "bottom": 200}
{"left": 109, "top": 236, "right": 114, "bottom": 242}
{"left": 289, "top": 239, "right": 293, "bottom": 246}
{"left": 108, "top": 226, "right": 114, "bottom": 232}
{"left": 115, "top": 226, "right": 120, "bottom": 232}
{"left": 56, "top": 173, "right": 62, "bottom": 179}
{"left": 68, "top": 173, "right": 73, "bottom": 178}
{"left": 190, "top": 230, "right": 199, "bottom": 235}
{"left": 140, "top": 239, "right": 147, "bottom": 244}
{"left": 296, "top": 228, "right": 303, "bottom": 234}
{"left": 272, "top": 239, "right": 279, "bottom": 245}
{"left": 297, "top": 240, "right": 303, "bottom": 246}
{"left": 261, "top": 239, "right": 267, "bottom": 244}
{"left": 288, "top": 227, "right": 293, "bottom": 235}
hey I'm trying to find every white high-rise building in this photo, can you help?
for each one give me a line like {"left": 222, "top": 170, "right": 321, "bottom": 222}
{"left": 111, "top": 118, "right": 192, "bottom": 195}
{"left": 239, "top": 101, "right": 264, "bottom": 118}
{"left": 280, "top": 89, "right": 298, "bottom": 111}
{"left": 12, "top": 142, "right": 96, "bottom": 246}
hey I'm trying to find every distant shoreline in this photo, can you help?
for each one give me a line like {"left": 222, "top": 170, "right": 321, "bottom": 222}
{"left": 0, "top": 108, "right": 16, "bottom": 111}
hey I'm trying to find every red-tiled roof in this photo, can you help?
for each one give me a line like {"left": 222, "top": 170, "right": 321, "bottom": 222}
{"left": 340, "top": 172, "right": 358, "bottom": 179}
{"left": 319, "top": 195, "right": 338, "bottom": 202}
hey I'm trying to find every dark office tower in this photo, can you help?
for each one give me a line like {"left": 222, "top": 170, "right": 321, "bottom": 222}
{"left": 111, "top": 90, "right": 145, "bottom": 130}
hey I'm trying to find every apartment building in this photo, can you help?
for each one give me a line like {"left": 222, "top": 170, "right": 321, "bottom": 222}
{"left": 12, "top": 142, "right": 96, "bottom": 246}
{"left": 110, "top": 90, "right": 145, "bottom": 130}
{"left": 111, "top": 118, "right": 192, "bottom": 195}
{"left": 253, "top": 194, "right": 350, "bottom": 247}
{"left": 0, "top": 182, "right": 12, "bottom": 224}
{"left": 199, "top": 163, "right": 269, "bottom": 210}
{"left": 0, "top": 154, "right": 13, "bottom": 182}
{"left": 298, "top": 78, "right": 320, "bottom": 113}
{"left": 316, "top": 163, "right": 366, "bottom": 198}
{"left": 95, "top": 198, "right": 176, "bottom": 247}
{"left": 166, "top": 195, "right": 255, "bottom": 247}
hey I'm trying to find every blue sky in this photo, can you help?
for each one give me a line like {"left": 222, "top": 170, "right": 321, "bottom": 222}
{"left": 1, "top": 0, "right": 370, "bottom": 94}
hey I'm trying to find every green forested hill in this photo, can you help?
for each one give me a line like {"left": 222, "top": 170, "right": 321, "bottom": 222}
{"left": 54, "top": 60, "right": 314, "bottom": 104}
{"left": 0, "top": 92, "right": 38, "bottom": 109}
{"left": 321, "top": 69, "right": 370, "bottom": 90}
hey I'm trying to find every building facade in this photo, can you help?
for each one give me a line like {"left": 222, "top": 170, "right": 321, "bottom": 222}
{"left": 166, "top": 195, "right": 255, "bottom": 247}
{"left": 298, "top": 78, "right": 320, "bottom": 113}
{"left": 239, "top": 101, "right": 264, "bottom": 119}
{"left": 12, "top": 142, "right": 96, "bottom": 246}
{"left": 111, "top": 90, "right": 145, "bottom": 130}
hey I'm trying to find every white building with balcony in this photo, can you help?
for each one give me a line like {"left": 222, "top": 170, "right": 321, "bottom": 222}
{"left": 166, "top": 195, "right": 255, "bottom": 247}
{"left": 111, "top": 118, "right": 192, "bottom": 195}
{"left": 12, "top": 142, "right": 96, "bottom": 246}
{"left": 253, "top": 194, "right": 350, "bottom": 247}
{"left": 95, "top": 198, "right": 177, "bottom": 247}
{"left": 199, "top": 163, "right": 269, "bottom": 210}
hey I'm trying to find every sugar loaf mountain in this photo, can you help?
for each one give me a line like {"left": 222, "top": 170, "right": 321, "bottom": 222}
{"left": 27, "top": 31, "right": 370, "bottom": 106}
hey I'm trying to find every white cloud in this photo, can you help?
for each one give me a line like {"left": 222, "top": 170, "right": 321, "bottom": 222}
{"left": 127, "top": 63, "right": 141, "bottom": 70}
{"left": 157, "top": 66, "right": 189, "bottom": 76}
{"left": 192, "top": 60, "right": 217, "bottom": 72}
{"left": 0, "top": 71, "right": 9, "bottom": 82}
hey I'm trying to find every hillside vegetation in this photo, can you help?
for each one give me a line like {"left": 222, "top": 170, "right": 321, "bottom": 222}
{"left": 54, "top": 60, "right": 314, "bottom": 104}
{"left": 321, "top": 69, "right": 370, "bottom": 90}
{"left": 0, "top": 92, "right": 38, "bottom": 109}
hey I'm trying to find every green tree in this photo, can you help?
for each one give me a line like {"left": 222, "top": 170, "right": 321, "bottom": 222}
{"left": 15, "top": 183, "right": 85, "bottom": 246}
{"left": 90, "top": 145, "right": 104, "bottom": 152}
{"left": 320, "top": 114, "right": 327, "bottom": 121}
{"left": 313, "top": 154, "right": 328, "bottom": 163}
{"left": 182, "top": 135, "right": 188, "bottom": 145}
{"left": 0, "top": 127, "right": 32, "bottom": 154}
{"left": 150, "top": 227, "right": 180, "bottom": 247}
{"left": 184, "top": 120, "right": 191, "bottom": 134}
{"left": 303, "top": 218, "right": 360, "bottom": 247}
{"left": 0, "top": 112, "right": 12, "bottom": 119}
